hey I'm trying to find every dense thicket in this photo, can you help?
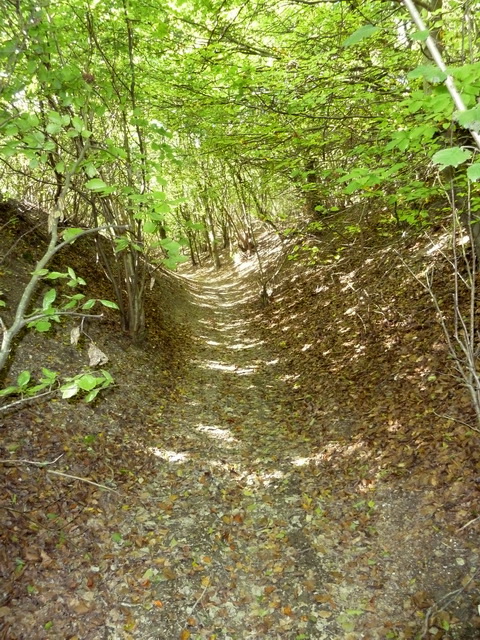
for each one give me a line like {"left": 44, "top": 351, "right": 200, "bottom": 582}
{"left": 1, "top": 0, "right": 480, "bottom": 341}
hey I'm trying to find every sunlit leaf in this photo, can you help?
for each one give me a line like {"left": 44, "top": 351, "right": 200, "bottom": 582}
{"left": 17, "top": 371, "right": 31, "bottom": 387}
{"left": 467, "top": 163, "right": 480, "bottom": 182}
{"left": 99, "top": 299, "right": 119, "bottom": 309}
{"left": 343, "top": 24, "right": 379, "bottom": 48}
{"left": 432, "top": 147, "right": 472, "bottom": 169}
{"left": 42, "top": 288, "right": 56, "bottom": 310}
{"left": 85, "top": 178, "right": 107, "bottom": 191}
{"left": 62, "top": 228, "right": 84, "bottom": 243}
{"left": 76, "top": 374, "right": 98, "bottom": 391}
{"left": 410, "top": 29, "right": 429, "bottom": 42}
{"left": 60, "top": 382, "right": 79, "bottom": 399}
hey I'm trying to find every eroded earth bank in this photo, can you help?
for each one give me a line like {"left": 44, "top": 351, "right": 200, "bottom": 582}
{"left": 1, "top": 234, "right": 480, "bottom": 640}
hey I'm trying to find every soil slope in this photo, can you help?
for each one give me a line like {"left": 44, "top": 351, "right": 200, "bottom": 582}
{"left": 1, "top": 217, "right": 479, "bottom": 639}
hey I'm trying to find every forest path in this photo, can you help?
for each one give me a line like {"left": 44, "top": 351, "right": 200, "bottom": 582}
{"left": 117, "top": 259, "right": 415, "bottom": 640}
{"left": 1, "top": 222, "right": 475, "bottom": 640}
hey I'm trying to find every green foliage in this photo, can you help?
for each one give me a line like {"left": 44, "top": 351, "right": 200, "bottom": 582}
{"left": 343, "top": 24, "right": 380, "bottom": 48}
{"left": 467, "top": 164, "right": 480, "bottom": 182}
{"left": 0, "top": 368, "right": 57, "bottom": 398}
{"left": 23, "top": 267, "right": 111, "bottom": 333}
{"left": 1, "top": 0, "right": 480, "bottom": 358}
{"left": 59, "top": 370, "right": 114, "bottom": 402}
{"left": 432, "top": 147, "right": 472, "bottom": 170}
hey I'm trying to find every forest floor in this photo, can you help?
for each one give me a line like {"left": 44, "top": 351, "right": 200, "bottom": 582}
{"left": 1, "top": 210, "right": 480, "bottom": 639}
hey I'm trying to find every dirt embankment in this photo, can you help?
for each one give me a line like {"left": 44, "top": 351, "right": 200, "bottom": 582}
{"left": 0, "top": 206, "right": 479, "bottom": 639}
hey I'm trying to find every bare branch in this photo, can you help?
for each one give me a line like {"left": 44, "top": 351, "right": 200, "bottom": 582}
{"left": 0, "top": 453, "right": 64, "bottom": 465}
{"left": 0, "top": 390, "right": 55, "bottom": 413}
{"left": 46, "top": 469, "right": 119, "bottom": 493}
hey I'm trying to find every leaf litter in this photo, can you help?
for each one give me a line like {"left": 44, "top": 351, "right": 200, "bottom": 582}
{"left": 1, "top": 216, "right": 480, "bottom": 639}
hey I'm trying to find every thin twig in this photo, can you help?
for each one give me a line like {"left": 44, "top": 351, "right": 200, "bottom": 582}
{"left": 186, "top": 583, "right": 209, "bottom": 618}
{"left": 0, "top": 455, "right": 119, "bottom": 492}
{"left": 0, "top": 453, "right": 63, "bottom": 466}
{"left": 22, "top": 311, "right": 103, "bottom": 326}
{"left": 46, "top": 469, "right": 119, "bottom": 493}
{"left": 458, "top": 515, "right": 480, "bottom": 532}
{"left": 421, "top": 569, "right": 478, "bottom": 638}
{"left": 432, "top": 410, "right": 480, "bottom": 434}
{"left": 0, "top": 220, "right": 43, "bottom": 265}
{"left": 52, "top": 224, "right": 128, "bottom": 256}
{"left": 0, "top": 390, "right": 55, "bottom": 412}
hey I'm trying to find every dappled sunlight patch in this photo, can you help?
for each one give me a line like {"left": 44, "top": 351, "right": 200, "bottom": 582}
{"left": 315, "top": 284, "right": 329, "bottom": 294}
{"left": 279, "top": 372, "right": 300, "bottom": 382}
{"left": 387, "top": 420, "right": 402, "bottom": 433}
{"left": 196, "top": 423, "right": 239, "bottom": 443}
{"left": 424, "top": 230, "right": 470, "bottom": 256}
{"left": 227, "top": 339, "right": 265, "bottom": 351}
{"left": 198, "top": 359, "right": 258, "bottom": 375}
{"left": 243, "top": 468, "right": 285, "bottom": 486}
{"left": 340, "top": 269, "right": 358, "bottom": 291}
{"left": 198, "top": 318, "right": 246, "bottom": 331}
{"left": 291, "top": 456, "right": 311, "bottom": 467}
{"left": 291, "top": 438, "right": 371, "bottom": 468}
{"left": 344, "top": 305, "right": 357, "bottom": 317}
{"left": 148, "top": 447, "right": 190, "bottom": 463}
{"left": 265, "top": 358, "right": 279, "bottom": 366}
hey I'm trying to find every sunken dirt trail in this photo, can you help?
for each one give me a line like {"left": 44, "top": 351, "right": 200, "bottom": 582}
{"left": 4, "top": 253, "right": 473, "bottom": 640}
{"left": 115, "top": 260, "right": 452, "bottom": 640}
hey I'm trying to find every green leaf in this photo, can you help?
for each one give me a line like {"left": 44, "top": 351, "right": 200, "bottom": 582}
{"left": 46, "top": 122, "right": 62, "bottom": 135}
{"left": 27, "top": 383, "right": 50, "bottom": 395}
{"left": 467, "top": 163, "right": 480, "bottom": 182}
{"left": 82, "top": 299, "right": 96, "bottom": 310}
{"left": 84, "top": 163, "right": 97, "bottom": 178}
{"left": 346, "top": 609, "right": 364, "bottom": 615}
{"left": 17, "top": 371, "right": 31, "bottom": 387}
{"left": 62, "top": 228, "right": 84, "bottom": 243}
{"left": 40, "top": 367, "right": 58, "bottom": 382}
{"left": 455, "top": 105, "right": 480, "bottom": 132}
{"left": 111, "top": 532, "right": 123, "bottom": 543}
{"left": 85, "top": 178, "right": 107, "bottom": 191}
{"left": 339, "top": 616, "right": 355, "bottom": 632}
{"left": 47, "top": 111, "right": 64, "bottom": 125}
{"left": 432, "top": 147, "right": 472, "bottom": 169}
{"left": 85, "top": 388, "right": 101, "bottom": 402}
{"left": 143, "top": 220, "right": 158, "bottom": 234}
{"left": 101, "top": 370, "right": 114, "bottom": 384}
{"left": 162, "top": 255, "right": 188, "bottom": 270}
{"left": 77, "top": 374, "right": 98, "bottom": 391}
{"left": 99, "top": 299, "right": 119, "bottom": 309}
{"left": 343, "top": 25, "right": 380, "bottom": 48}
{"left": 114, "top": 237, "right": 129, "bottom": 253}
{"left": 0, "top": 385, "right": 19, "bottom": 397}
{"left": 71, "top": 116, "right": 84, "bottom": 132}
{"left": 32, "top": 268, "right": 49, "bottom": 276}
{"left": 67, "top": 267, "right": 76, "bottom": 280}
{"left": 60, "top": 382, "right": 79, "bottom": 399}
{"left": 34, "top": 320, "right": 52, "bottom": 332}
{"left": 42, "top": 288, "right": 57, "bottom": 310}
{"left": 407, "top": 64, "right": 447, "bottom": 84}
{"left": 410, "top": 29, "right": 429, "bottom": 42}
{"left": 142, "top": 568, "right": 155, "bottom": 580}
{"left": 45, "top": 271, "right": 67, "bottom": 279}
